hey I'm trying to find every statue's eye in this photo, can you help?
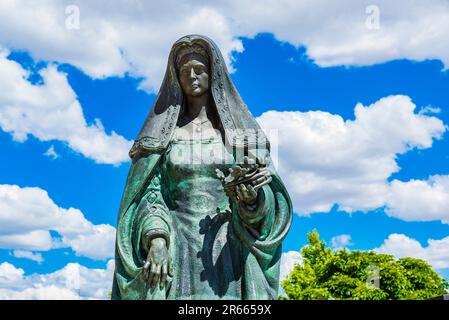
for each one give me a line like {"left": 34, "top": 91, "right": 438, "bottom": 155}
{"left": 180, "top": 66, "right": 205, "bottom": 76}
{"left": 194, "top": 66, "right": 206, "bottom": 74}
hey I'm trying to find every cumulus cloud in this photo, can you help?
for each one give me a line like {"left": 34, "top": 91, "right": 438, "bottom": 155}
{"left": 0, "top": 262, "right": 25, "bottom": 286}
{"left": 11, "top": 250, "right": 44, "bottom": 264}
{"left": 0, "top": 1, "right": 243, "bottom": 91}
{"left": 279, "top": 251, "right": 303, "bottom": 282}
{"left": 222, "top": 0, "right": 449, "bottom": 68}
{"left": 1, "top": 1, "right": 448, "bottom": 92}
{"left": 257, "top": 95, "right": 448, "bottom": 222}
{"left": 0, "top": 260, "right": 114, "bottom": 300}
{"left": 0, "top": 184, "right": 115, "bottom": 260}
{"left": 386, "top": 176, "right": 449, "bottom": 224}
{"left": 330, "top": 234, "right": 353, "bottom": 250}
{"left": 1, "top": 248, "right": 303, "bottom": 300}
{"left": 0, "top": 51, "right": 132, "bottom": 165}
{"left": 374, "top": 234, "right": 449, "bottom": 270}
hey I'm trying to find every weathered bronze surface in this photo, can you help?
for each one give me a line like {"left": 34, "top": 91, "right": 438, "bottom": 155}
{"left": 112, "top": 35, "right": 292, "bottom": 300}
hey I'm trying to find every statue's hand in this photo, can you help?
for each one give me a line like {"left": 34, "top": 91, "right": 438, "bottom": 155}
{"left": 235, "top": 184, "right": 258, "bottom": 205}
{"left": 217, "top": 156, "right": 272, "bottom": 206}
{"left": 234, "top": 167, "right": 271, "bottom": 205}
{"left": 143, "top": 237, "right": 172, "bottom": 290}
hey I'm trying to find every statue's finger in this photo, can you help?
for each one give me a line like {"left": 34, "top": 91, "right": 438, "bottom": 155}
{"left": 244, "top": 185, "right": 257, "bottom": 202}
{"left": 247, "top": 185, "right": 257, "bottom": 198}
{"left": 148, "top": 263, "right": 156, "bottom": 285}
{"left": 143, "top": 261, "right": 150, "bottom": 280}
{"left": 240, "top": 184, "right": 250, "bottom": 200}
{"left": 235, "top": 185, "right": 243, "bottom": 202}
{"left": 168, "top": 258, "right": 174, "bottom": 277}
{"left": 160, "top": 264, "right": 168, "bottom": 289}
{"left": 245, "top": 185, "right": 256, "bottom": 199}
{"left": 150, "top": 264, "right": 161, "bottom": 288}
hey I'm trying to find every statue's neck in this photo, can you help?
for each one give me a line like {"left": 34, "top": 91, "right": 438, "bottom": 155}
{"left": 185, "top": 93, "right": 211, "bottom": 122}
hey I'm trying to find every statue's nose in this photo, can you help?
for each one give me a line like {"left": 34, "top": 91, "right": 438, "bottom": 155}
{"left": 190, "top": 67, "right": 197, "bottom": 79}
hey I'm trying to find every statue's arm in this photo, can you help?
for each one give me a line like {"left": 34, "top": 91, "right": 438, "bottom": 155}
{"left": 136, "top": 169, "right": 171, "bottom": 252}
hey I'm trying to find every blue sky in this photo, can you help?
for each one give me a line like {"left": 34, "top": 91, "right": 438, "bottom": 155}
{"left": 1, "top": 1, "right": 449, "bottom": 299}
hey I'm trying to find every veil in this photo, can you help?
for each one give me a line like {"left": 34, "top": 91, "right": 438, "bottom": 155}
{"left": 129, "top": 34, "right": 269, "bottom": 158}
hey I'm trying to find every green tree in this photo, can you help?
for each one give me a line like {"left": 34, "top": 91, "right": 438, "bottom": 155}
{"left": 281, "top": 230, "right": 449, "bottom": 300}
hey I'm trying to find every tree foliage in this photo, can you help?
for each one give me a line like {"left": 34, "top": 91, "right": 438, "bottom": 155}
{"left": 281, "top": 230, "right": 449, "bottom": 300}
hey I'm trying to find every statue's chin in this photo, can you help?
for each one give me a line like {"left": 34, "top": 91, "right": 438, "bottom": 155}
{"left": 187, "top": 90, "right": 206, "bottom": 97}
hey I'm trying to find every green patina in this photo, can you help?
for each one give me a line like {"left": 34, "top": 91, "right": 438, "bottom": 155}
{"left": 111, "top": 35, "right": 292, "bottom": 300}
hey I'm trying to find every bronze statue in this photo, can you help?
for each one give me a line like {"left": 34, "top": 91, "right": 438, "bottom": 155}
{"left": 112, "top": 35, "right": 292, "bottom": 300}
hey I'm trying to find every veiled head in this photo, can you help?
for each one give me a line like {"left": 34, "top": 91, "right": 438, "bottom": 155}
{"left": 129, "top": 35, "right": 268, "bottom": 158}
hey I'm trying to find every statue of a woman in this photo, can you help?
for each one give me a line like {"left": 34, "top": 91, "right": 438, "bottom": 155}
{"left": 112, "top": 35, "right": 292, "bottom": 300}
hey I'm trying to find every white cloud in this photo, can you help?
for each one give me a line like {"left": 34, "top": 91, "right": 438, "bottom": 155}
{"left": 419, "top": 106, "right": 442, "bottom": 115}
{"left": 257, "top": 95, "right": 447, "bottom": 221}
{"left": 0, "top": 230, "right": 54, "bottom": 252}
{"left": 0, "top": 1, "right": 243, "bottom": 92}
{"left": 65, "top": 224, "right": 116, "bottom": 260}
{"left": 0, "top": 260, "right": 114, "bottom": 300}
{"left": 2, "top": 2, "right": 447, "bottom": 167}
{"left": 0, "top": 51, "right": 132, "bottom": 165}
{"left": 223, "top": 0, "right": 449, "bottom": 69}
{"left": 374, "top": 234, "right": 449, "bottom": 270}
{"left": 279, "top": 250, "right": 303, "bottom": 282}
{"left": 0, "top": 262, "right": 25, "bottom": 286}
{"left": 44, "top": 145, "right": 59, "bottom": 160}
{"left": 387, "top": 175, "right": 449, "bottom": 224}
{"left": 0, "top": 285, "right": 80, "bottom": 300}
{"left": 0, "top": 184, "right": 115, "bottom": 260}
{"left": 1, "top": 1, "right": 448, "bottom": 92}
{"left": 12, "top": 250, "right": 44, "bottom": 264}
{"left": 330, "top": 234, "right": 353, "bottom": 250}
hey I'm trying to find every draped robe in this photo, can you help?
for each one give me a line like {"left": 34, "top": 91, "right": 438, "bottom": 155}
{"left": 112, "top": 35, "right": 292, "bottom": 300}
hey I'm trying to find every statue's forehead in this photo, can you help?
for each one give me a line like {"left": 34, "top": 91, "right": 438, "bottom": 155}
{"left": 179, "top": 59, "right": 206, "bottom": 69}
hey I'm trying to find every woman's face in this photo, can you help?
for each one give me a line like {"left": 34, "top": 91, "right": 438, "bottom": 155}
{"left": 179, "top": 59, "right": 209, "bottom": 97}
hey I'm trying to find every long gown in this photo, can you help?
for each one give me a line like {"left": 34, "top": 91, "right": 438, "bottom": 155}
{"left": 161, "top": 134, "right": 241, "bottom": 299}
{"left": 113, "top": 131, "right": 292, "bottom": 300}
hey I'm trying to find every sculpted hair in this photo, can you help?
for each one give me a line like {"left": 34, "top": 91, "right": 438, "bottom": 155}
{"left": 175, "top": 43, "right": 210, "bottom": 72}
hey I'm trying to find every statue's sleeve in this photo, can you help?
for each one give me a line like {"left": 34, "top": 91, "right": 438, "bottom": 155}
{"left": 135, "top": 167, "right": 171, "bottom": 251}
{"left": 231, "top": 150, "right": 292, "bottom": 299}
{"left": 235, "top": 185, "right": 275, "bottom": 240}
